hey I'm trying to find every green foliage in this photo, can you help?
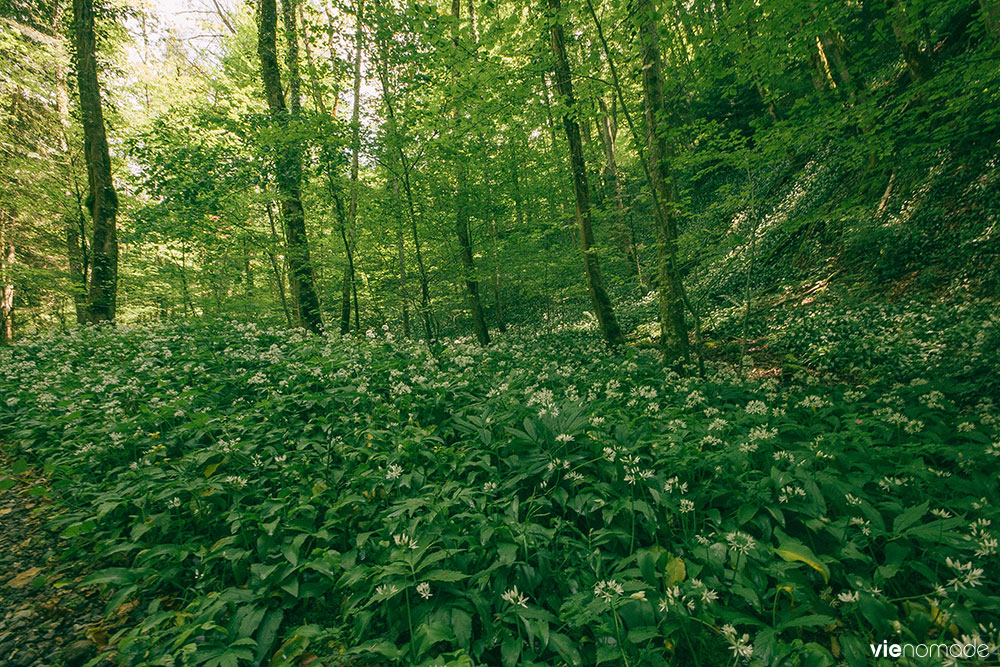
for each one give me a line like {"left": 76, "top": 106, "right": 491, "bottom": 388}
{"left": 2, "top": 312, "right": 997, "bottom": 665}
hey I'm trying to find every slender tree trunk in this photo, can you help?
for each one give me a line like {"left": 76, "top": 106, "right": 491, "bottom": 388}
{"left": 540, "top": 72, "right": 568, "bottom": 237}
{"left": 547, "top": 0, "right": 623, "bottom": 346}
{"left": 299, "top": 2, "right": 358, "bottom": 334}
{"left": 178, "top": 246, "right": 194, "bottom": 315}
{"left": 509, "top": 146, "right": 527, "bottom": 227}
{"left": 452, "top": 0, "right": 490, "bottom": 346}
{"left": 57, "top": 72, "right": 89, "bottom": 324}
{"left": 322, "top": 8, "right": 343, "bottom": 116}
{"left": 597, "top": 96, "right": 642, "bottom": 285}
{"left": 0, "top": 212, "right": 13, "bottom": 344}
{"left": 371, "top": 11, "right": 434, "bottom": 340}
{"left": 265, "top": 200, "right": 292, "bottom": 325}
{"left": 258, "top": 0, "right": 323, "bottom": 333}
{"left": 485, "top": 178, "right": 507, "bottom": 333}
{"left": 72, "top": 0, "right": 118, "bottom": 323}
{"left": 409, "top": 195, "right": 433, "bottom": 340}
{"left": 297, "top": 4, "right": 328, "bottom": 115}
{"left": 342, "top": 0, "right": 364, "bottom": 333}
{"left": 393, "top": 179, "right": 412, "bottom": 338}
{"left": 637, "top": 0, "right": 689, "bottom": 361}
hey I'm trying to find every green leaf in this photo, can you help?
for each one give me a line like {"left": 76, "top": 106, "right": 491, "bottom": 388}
{"left": 779, "top": 614, "right": 836, "bottom": 630}
{"left": 81, "top": 568, "right": 137, "bottom": 586}
{"left": 497, "top": 543, "right": 518, "bottom": 564}
{"left": 452, "top": 608, "right": 472, "bottom": 648}
{"left": 774, "top": 541, "right": 830, "bottom": 584}
{"left": 501, "top": 636, "right": 522, "bottom": 667}
{"left": 549, "top": 632, "right": 582, "bottom": 666}
{"left": 423, "top": 569, "right": 468, "bottom": 582}
{"left": 893, "top": 500, "right": 929, "bottom": 534}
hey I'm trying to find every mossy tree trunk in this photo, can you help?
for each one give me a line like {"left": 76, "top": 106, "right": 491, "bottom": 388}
{"left": 547, "top": 0, "right": 624, "bottom": 347}
{"left": 72, "top": 0, "right": 118, "bottom": 323}
{"left": 257, "top": 0, "right": 323, "bottom": 333}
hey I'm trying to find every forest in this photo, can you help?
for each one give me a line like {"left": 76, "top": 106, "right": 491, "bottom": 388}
{"left": 0, "top": 0, "right": 999, "bottom": 664}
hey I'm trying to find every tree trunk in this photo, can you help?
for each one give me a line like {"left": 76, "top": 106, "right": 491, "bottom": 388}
{"left": 371, "top": 10, "right": 434, "bottom": 340}
{"left": 547, "top": 0, "right": 623, "bottom": 347}
{"left": 540, "top": 72, "right": 568, "bottom": 237}
{"left": 637, "top": 0, "right": 689, "bottom": 361}
{"left": 342, "top": 0, "right": 364, "bottom": 334}
{"left": 0, "top": 212, "right": 13, "bottom": 344}
{"left": 53, "top": 11, "right": 87, "bottom": 324}
{"left": 298, "top": 4, "right": 328, "bottom": 115}
{"left": 597, "top": 96, "right": 642, "bottom": 285}
{"left": 258, "top": 0, "right": 323, "bottom": 333}
{"left": 55, "top": 24, "right": 89, "bottom": 325}
{"left": 452, "top": 0, "right": 490, "bottom": 346}
{"left": 393, "top": 180, "right": 412, "bottom": 338}
{"left": 509, "top": 145, "right": 527, "bottom": 227}
{"left": 485, "top": 176, "right": 507, "bottom": 333}
{"left": 265, "top": 200, "right": 292, "bottom": 325}
{"left": 72, "top": 0, "right": 118, "bottom": 323}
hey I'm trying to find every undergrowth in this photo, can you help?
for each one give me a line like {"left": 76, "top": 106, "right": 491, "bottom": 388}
{"left": 1, "top": 310, "right": 998, "bottom": 666}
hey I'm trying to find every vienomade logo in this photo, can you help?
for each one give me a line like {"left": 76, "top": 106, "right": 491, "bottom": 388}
{"left": 870, "top": 640, "right": 998, "bottom": 661}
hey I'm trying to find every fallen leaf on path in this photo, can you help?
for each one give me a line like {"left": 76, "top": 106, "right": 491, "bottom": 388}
{"left": 7, "top": 566, "right": 42, "bottom": 588}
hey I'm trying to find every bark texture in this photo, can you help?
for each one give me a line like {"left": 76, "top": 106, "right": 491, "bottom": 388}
{"left": 72, "top": 0, "right": 118, "bottom": 323}
{"left": 637, "top": 0, "right": 689, "bottom": 361}
{"left": 547, "top": 0, "right": 623, "bottom": 347}
{"left": 452, "top": 0, "right": 490, "bottom": 346}
{"left": 258, "top": 0, "right": 323, "bottom": 333}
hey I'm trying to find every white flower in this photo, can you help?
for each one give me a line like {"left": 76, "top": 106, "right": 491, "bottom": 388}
{"left": 748, "top": 425, "right": 776, "bottom": 441}
{"left": 501, "top": 586, "right": 529, "bottom": 607}
{"left": 945, "top": 557, "right": 984, "bottom": 590}
{"left": 837, "top": 590, "right": 859, "bottom": 604}
{"left": 593, "top": 579, "right": 624, "bottom": 602}
{"left": 375, "top": 583, "right": 399, "bottom": 598}
{"left": 555, "top": 433, "right": 574, "bottom": 443}
{"left": 392, "top": 533, "right": 418, "bottom": 550}
{"left": 729, "top": 634, "right": 753, "bottom": 659}
{"left": 725, "top": 531, "right": 756, "bottom": 555}
{"left": 417, "top": 582, "right": 432, "bottom": 599}
{"left": 679, "top": 499, "right": 695, "bottom": 513}
{"left": 223, "top": 475, "right": 248, "bottom": 488}
{"left": 386, "top": 463, "right": 403, "bottom": 480}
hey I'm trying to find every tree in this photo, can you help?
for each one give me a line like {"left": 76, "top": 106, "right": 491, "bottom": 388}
{"left": 451, "top": 0, "right": 490, "bottom": 346}
{"left": 257, "top": 0, "right": 322, "bottom": 333}
{"left": 546, "top": 0, "right": 623, "bottom": 347}
{"left": 635, "top": 0, "right": 689, "bottom": 362}
{"left": 0, "top": 211, "right": 13, "bottom": 343}
{"left": 72, "top": 0, "right": 118, "bottom": 323}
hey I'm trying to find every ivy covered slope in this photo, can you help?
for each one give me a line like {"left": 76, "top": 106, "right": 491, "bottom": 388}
{"left": 2, "top": 315, "right": 998, "bottom": 666}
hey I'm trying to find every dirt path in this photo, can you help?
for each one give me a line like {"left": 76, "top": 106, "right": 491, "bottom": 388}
{"left": 0, "top": 456, "right": 115, "bottom": 666}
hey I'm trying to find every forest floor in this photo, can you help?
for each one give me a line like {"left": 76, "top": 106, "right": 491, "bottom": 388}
{"left": 0, "top": 288, "right": 998, "bottom": 666}
{"left": 0, "top": 455, "right": 119, "bottom": 666}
